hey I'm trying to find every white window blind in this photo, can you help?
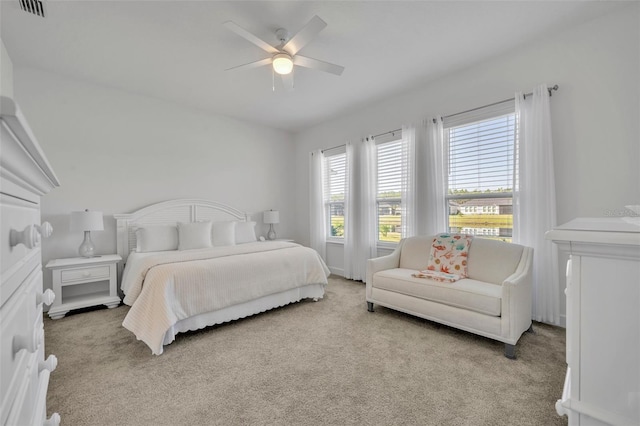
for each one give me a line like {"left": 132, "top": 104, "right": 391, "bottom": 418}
{"left": 377, "top": 139, "right": 402, "bottom": 198}
{"left": 324, "top": 150, "right": 346, "bottom": 238}
{"left": 324, "top": 151, "right": 346, "bottom": 201}
{"left": 447, "top": 113, "right": 516, "bottom": 194}
{"left": 376, "top": 135, "right": 403, "bottom": 242}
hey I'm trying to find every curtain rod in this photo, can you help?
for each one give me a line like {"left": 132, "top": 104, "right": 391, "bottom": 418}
{"left": 435, "top": 84, "right": 559, "bottom": 123}
{"left": 321, "top": 125, "right": 402, "bottom": 151}
{"left": 320, "top": 143, "right": 346, "bottom": 154}
{"left": 371, "top": 128, "right": 401, "bottom": 140}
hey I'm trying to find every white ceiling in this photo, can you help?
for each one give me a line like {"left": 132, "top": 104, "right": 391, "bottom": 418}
{"left": 0, "top": 1, "right": 625, "bottom": 132}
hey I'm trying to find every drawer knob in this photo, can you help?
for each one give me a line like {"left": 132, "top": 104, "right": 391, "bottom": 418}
{"left": 9, "top": 224, "right": 41, "bottom": 249}
{"left": 44, "top": 413, "right": 61, "bottom": 426}
{"left": 36, "top": 221, "right": 54, "bottom": 239}
{"left": 37, "top": 289, "right": 56, "bottom": 306}
{"left": 13, "top": 331, "right": 38, "bottom": 354}
{"left": 83, "top": 271, "right": 91, "bottom": 278}
{"left": 39, "top": 354, "right": 58, "bottom": 373}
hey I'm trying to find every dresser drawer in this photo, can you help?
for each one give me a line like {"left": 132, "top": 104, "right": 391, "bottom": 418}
{"left": 0, "top": 194, "right": 41, "bottom": 274}
{"left": 0, "top": 288, "right": 32, "bottom": 424}
{"left": 1, "top": 194, "right": 41, "bottom": 303}
{"left": 4, "top": 349, "right": 38, "bottom": 426}
{"left": 0, "top": 268, "right": 43, "bottom": 424}
{"left": 61, "top": 265, "right": 111, "bottom": 283}
{"left": 12, "top": 315, "right": 45, "bottom": 426}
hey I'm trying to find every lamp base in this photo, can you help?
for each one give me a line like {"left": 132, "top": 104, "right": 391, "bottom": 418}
{"left": 78, "top": 231, "right": 96, "bottom": 258}
{"left": 267, "top": 224, "right": 277, "bottom": 240}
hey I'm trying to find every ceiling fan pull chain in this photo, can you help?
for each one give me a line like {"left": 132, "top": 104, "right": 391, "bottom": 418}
{"left": 272, "top": 68, "right": 275, "bottom": 92}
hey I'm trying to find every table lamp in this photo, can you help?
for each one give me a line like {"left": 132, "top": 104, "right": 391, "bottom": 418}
{"left": 70, "top": 209, "right": 104, "bottom": 257}
{"left": 263, "top": 210, "right": 279, "bottom": 240}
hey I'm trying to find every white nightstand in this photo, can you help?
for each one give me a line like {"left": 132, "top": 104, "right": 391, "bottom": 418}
{"left": 46, "top": 254, "right": 122, "bottom": 319}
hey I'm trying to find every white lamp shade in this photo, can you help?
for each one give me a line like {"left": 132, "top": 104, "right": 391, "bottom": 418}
{"left": 70, "top": 210, "right": 104, "bottom": 231}
{"left": 272, "top": 54, "right": 293, "bottom": 75}
{"left": 263, "top": 210, "right": 280, "bottom": 224}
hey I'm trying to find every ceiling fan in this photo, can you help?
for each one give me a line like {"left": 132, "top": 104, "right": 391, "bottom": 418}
{"left": 223, "top": 15, "right": 345, "bottom": 91}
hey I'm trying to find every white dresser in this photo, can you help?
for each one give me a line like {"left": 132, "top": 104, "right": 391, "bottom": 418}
{"left": 1, "top": 97, "right": 60, "bottom": 425}
{"left": 546, "top": 217, "right": 640, "bottom": 426}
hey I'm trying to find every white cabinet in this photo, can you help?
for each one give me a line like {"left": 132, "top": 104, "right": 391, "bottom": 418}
{"left": 546, "top": 218, "right": 640, "bottom": 426}
{"left": 1, "top": 97, "right": 60, "bottom": 426}
{"left": 46, "top": 255, "right": 121, "bottom": 319}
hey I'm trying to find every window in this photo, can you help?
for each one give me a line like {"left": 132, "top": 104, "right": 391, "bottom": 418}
{"left": 444, "top": 105, "right": 516, "bottom": 241}
{"left": 376, "top": 134, "right": 403, "bottom": 243}
{"left": 324, "top": 149, "right": 346, "bottom": 238}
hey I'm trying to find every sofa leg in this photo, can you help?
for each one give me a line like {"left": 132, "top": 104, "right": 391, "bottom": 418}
{"left": 527, "top": 323, "right": 535, "bottom": 333}
{"left": 504, "top": 344, "right": 516, "bottom": 359}
{"left": 367, "top": 302, "right": 374, "bottom": 312}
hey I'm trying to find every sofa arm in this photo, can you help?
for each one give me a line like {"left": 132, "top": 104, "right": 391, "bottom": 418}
{"left": 366, "top": 241, "right": 403, "bottom": 299}
{"left": 503, "top": 247, "right": 533, "bottom": 287}
{"left": 501, "top": 246, "right": 533, "bottom": 342}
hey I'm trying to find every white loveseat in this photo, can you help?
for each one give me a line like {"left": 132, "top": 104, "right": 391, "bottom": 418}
{"left": 366, "top": 235, "right": 533, "bottom": 358}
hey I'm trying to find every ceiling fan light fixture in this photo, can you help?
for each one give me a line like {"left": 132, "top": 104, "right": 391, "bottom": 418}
{"left": 272, "top": 53, "right": 293, "bottom": 75}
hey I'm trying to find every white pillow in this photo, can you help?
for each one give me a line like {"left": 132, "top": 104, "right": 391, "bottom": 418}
{"left": 235, "top": 221, "right": 257, "bottom": 244}
{"left": 212, "top": 221, "right": 236, "bottom": 247}
{"left": 135, "top": 226, "right": 178, "bottom": 253}
{"left": 177, "top": 221, "right": 213, "bottom": 250}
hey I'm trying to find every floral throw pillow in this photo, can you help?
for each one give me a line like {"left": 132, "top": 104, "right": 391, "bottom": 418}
{"left": 426, "top": 233, "right": 473, "bottom": 277}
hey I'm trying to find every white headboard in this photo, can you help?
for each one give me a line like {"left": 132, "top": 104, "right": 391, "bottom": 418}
{"left": 114, "top": 199, "right": 249, "bottom": 262}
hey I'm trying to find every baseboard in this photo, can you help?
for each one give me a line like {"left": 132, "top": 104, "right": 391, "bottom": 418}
{"left": 328, "top": 267, "right": 344, "bottom": 277}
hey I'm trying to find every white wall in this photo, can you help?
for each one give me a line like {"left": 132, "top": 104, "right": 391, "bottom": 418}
{"left": 1, "top": 38, "right": 14, "bottom": 98}
{"left": 13, "top": 68, "right": 296, "bottom": 291}
{"left": 293, "top": 4, "right": 640, "bottom": 324}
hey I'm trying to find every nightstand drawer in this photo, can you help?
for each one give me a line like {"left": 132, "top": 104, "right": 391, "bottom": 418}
{"left": 61, "top": 265, "right": 111, "bottom": 283}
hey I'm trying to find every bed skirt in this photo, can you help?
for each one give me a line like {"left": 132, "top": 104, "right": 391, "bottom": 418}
{"left": 161, "top": 283, "right": 326, "bottom": 347}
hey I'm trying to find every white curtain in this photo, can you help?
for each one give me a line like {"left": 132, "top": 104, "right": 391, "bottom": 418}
{"left": 401, "top": 125, "right": 417, "bottom": 237}
{"left": 343, "top": 138, "right": 378, "bottom": 282}
{"left": 343, "top": 142, "right": 358, "bottom": 279}
{"left": 309, "top": 150, "right": 326, "bottom": 260}
{"left": 359, "top": 137, "right": 378, "bottom": 282}
{"left": 513, "top": 84, "right": 560, "bottom": 325}
{"left": 424, "top": 117, "right": 447, "bottom": 235}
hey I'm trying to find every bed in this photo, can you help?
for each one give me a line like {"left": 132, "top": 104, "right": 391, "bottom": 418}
{"left": 114, "top": 199, "right": 329, "bottom": 355}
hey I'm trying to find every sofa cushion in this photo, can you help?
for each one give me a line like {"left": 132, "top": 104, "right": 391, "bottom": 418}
{"left": 399, "top": 235, "right": 525, "bottom": 285}
{"left": 399, "top": 236, "right": 433, "bottom": 270}
{"left": 466, "top": 238, "right": 524, "bottom": 285}
{"left": 372, "top": 268, "right": 502, "bottom": 317}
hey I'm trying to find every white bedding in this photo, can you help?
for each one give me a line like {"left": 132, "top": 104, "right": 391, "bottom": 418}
{"left": 121, "top": 241, "right": 330, "bottom": 355}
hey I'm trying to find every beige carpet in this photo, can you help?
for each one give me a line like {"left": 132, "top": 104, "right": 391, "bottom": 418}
{"left": 45, "top": 276, "right": 567, "bottom": 426}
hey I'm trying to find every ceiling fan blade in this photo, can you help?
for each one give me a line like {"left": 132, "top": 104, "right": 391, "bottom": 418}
{"left": 293, "top": 55, "right": 344, "bottom": 76}
{"left": 225, "top": 57, "right": 272, "bottom": 72}
{"left": 282, "top": 15, "right": 327, "bottom": 56}
{"left": 224, "top": 21, "right": 279, "bottom": 54}
{"left": 280, "top": 73, "right": 294, "bottom": 91}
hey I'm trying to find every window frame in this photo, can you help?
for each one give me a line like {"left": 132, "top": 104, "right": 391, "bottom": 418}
{"left": 323, "top": 147, "right": 347, "bottom": 242}
{"left": 443, "top": 104, "right": 516, "bottom": 242}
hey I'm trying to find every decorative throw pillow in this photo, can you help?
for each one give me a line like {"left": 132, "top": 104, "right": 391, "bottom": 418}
{"left": 235, "top": 221, "right": 257, "bottom": 244}
{"left": 212, "top": 221, "right": 236, "bottom": 247}
{"left": 135, "top": 225, "right": 179, "bottom": 253}
{"left": 426, "top": 233, "right": 473, "bottom": 277}
{"left": 177, "top": 221, "right": 213, "bottom": 250}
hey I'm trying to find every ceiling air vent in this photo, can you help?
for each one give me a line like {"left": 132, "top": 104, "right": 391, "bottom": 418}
{"left": 19, "top": 0, "right": 46, "bottom": 18}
